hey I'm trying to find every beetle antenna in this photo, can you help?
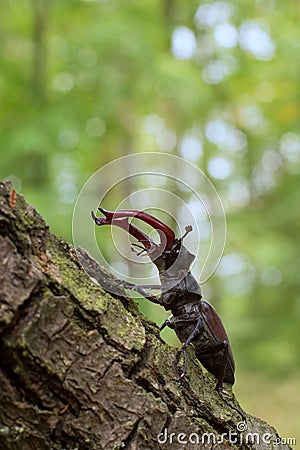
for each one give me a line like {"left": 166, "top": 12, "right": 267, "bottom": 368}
{"left": 131, "top": 243, "right": 148, "bottom": 256}
{"left": 181, "top": 225, "right": 193, "bottom": 241}
{"left": 132, "top": 243, "right": 146, "bottom": 251}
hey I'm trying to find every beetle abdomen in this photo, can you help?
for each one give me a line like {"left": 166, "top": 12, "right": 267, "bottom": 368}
{"left": 195, "top": 347, "right": 235, "bottom": 385}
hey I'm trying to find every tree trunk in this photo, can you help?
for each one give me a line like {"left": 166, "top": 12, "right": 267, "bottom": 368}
{"left": 0, "top": 180, "right": 292, "bottom": 450}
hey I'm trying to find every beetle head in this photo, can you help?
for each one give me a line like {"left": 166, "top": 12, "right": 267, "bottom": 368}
{"left": 92, "top": 208, "right": 195, "bottom": 277}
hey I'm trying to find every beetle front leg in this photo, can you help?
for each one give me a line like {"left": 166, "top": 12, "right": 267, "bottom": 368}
{"left": 119, "top": 280, "right": 162, "bottom": 305}
{"left": 164, "top": 315, "right": 203, "bottom": 380}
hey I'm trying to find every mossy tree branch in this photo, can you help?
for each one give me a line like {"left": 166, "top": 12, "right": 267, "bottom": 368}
{"left": 0, "top": 181, "right": 292, "bottom": 450}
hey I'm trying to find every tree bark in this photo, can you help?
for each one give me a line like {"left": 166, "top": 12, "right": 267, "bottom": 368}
{"left": 0, "top": 180, "right": 292, "bottom": 450}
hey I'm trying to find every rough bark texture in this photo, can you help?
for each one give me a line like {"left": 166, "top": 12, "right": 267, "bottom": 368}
{"left": 0, "top": 180, "right": 292, "bottom": 450}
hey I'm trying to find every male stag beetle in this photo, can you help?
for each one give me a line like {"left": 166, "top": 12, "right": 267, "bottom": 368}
{"left": 92, "top": 207, "right": 245, "bottom": 420}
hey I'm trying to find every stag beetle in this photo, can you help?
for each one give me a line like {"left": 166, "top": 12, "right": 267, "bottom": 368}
{"left": 92, "top": 207, "right": 245, "bottom": 420}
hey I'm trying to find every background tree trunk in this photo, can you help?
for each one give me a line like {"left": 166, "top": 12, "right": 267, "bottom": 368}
{"left": 0, "top": 180, "right": 292, "bottom": 450}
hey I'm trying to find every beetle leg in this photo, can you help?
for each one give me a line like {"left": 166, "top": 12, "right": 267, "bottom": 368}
{"left": 217, "top": 390, "right": 247, "bottom": 422}
{"left": 212, "top": 340, "right": 229, "bottom": 393}
{"left": 182, "top": 317, "right": 202, "bottom": 348}
{"left": 198, "top": 339, "right": 247, "bottom": 421}
{"left": 194, "top": 339, "right": 246, "bottom": 420}
{"left": 135, "top": 284, "right": 161, "bottom": 290}
{"left": 199, "top": 341, "right": 246, "bottom": 422}
{"left": 177, "top": 348, "right": 188, "bottom": 380}
{"left": 159, "top": 313, "right": 202, "bottom": 380}
{"left": 120, "top": 280, "right": 162, "bottom": 305}
{"left": 174, "top": 317, "right": 202, "bottom": 380}
{"left": 160, "top": 314, "right": 174, "bottom": 331}
{"left": 195, "top": 339, "right": 229, "bottom": 392}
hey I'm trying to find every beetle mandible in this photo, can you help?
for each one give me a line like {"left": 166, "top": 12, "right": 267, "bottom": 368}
{"left": 92, "top": 207, "right": 245, "bottom": 420}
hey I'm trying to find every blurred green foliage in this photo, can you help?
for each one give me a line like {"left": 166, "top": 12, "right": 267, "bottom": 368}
{"left": 1, "top": 0, "right": 299, "bottom": 441}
